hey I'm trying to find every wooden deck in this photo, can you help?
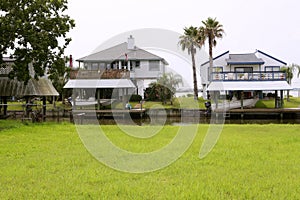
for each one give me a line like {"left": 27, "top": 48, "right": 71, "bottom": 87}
{"left": 72, "top": 109, "right": 147, "bottom": 118}
{"left": 228, "top": 108, "right": 300, "bottom": 113}
{"left": 215, "top": 108, "right": 300, "bottom": 120}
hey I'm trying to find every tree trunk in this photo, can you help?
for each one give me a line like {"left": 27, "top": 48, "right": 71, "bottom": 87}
{"left": 208, "top": 36, "right": 213, "bottom": 82}
{"left": 287, "top": 76, "right": 291, "bottom": 102}
{"left": 275, "top": 90, "right": 278, "bottom": 108}
{"left": 191, "top": 45, "right": 198, "bottom": 100}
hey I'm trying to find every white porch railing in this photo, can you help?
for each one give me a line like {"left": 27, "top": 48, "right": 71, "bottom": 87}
{"left": 211, "top": 71, "right": 286, "bottom": 81}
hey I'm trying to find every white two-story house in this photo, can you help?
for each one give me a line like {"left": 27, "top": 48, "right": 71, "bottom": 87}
{"left": 64, "top": 36, "right": 168, "bottom": 106}
{"left": 201, "top": 50, "right": 292, "bottom": 109}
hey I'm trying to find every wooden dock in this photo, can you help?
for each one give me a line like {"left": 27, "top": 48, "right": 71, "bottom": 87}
{"left": 219, "top": 108, "right": 300, "bottom": 119}
{"left": 228, "top": 108, "right": 300, "bottom": 113}
{"left": 72, "top": 109, "right": 147, "bottom": 118}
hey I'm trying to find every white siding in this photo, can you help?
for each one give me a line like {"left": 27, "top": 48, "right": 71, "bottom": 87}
{"left": 132, "top": 61, "right": 165, "bottom": 79}
{"left": 256, "top": 52, "right": 286, "bottom": 69}
{"left": 201, "top": 53, "right": 229, "bottom": 84}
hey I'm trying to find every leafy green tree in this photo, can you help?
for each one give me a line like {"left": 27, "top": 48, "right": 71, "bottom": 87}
{"left": 281, "top": 64, "right": 300, "bottom": 101}
{"left": 145, "top": 73, "right": 182, "bottom": 104}
{"left": 200, "top": 17, "right": 224, "bottom": 81}
{"left": 178, "top": 26, "right": 202, "bottom": 100}
{"left": 157, "top": 73, "right": 182, "bottom": 104}
{"left": 0, "top": 0, "right": 75, "bottom": 82}
{"left": 48, "top": 56, "right": 71, "bottom": 101}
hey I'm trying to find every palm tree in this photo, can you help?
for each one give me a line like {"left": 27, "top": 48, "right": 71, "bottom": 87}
{"left": 281, "top": 63, "right": 300, "bottom": 101}
{"left": 200, "top": 17, "right": 224, "bottom": 81}
{"left": 178, "top": 26, "right": 202, "bottom": 100}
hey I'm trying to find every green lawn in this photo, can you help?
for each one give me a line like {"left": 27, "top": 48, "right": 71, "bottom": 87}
{"left": 142, "top": 97, "right": 206, "bottom": 109}
{"left": 255, "top": 97, "right": 300, "bottom": 108}
{"left": 0, "top": 121, "right": 300, "bottom": 199}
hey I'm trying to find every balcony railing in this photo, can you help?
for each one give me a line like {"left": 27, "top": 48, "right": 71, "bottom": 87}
{"left": 70, "top": 69, "right": 130, "bottom": 79}
{"left": 211, "top": 71, "right": 286, "bottom": 81}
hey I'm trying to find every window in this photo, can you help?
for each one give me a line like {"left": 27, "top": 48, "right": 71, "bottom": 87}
{"left": 135, "top": 61, "right": 140, "bottom": 68}
{"left": 84, "top": 63, "right": 89, "bottom": 70}
{"left": 149, "top": 61, "right": 160, "bottom": 71}
{"left": 130, "top": 61, "right": 140, "bottom": 71}
{"left": 265, "top": 66, "right": 280, "bottom": 72}
{"left": 213, "top": 67, "right": 223, "bottom": 72}
{"left": 99, "top": 63, "right": 106, "bottom": 70}
{"left": 91, "top": 63, "right": 98, "bottom": 70}
{"left": 235, "top": 67, "right": 253, "bottom": 73}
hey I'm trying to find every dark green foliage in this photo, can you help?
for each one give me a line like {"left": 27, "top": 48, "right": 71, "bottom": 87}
{"left": 0, "top": 0, "right": 75, "bottom": 82}
{"left": 48, "top": 57, "right": 71, "bottom": 101}
{"left": 144, "top": 73, "right": 182, "bottom": 104}
{"left": 144, "top": 82, "right": 171, "bottom": 102}
{"left": 129, "top": 94, "right": 142, "bottom": 102}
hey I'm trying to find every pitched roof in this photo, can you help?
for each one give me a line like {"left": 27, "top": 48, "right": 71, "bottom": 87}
{"left": 0, "top": 78, "right": 59, "bottom": 97}
{"left": 77, "top": 42, "right": 168, "bottom": 65}
{"left": 256, "top": 50, "right": 287, "bottom": 65}
{"left": 226, "top": 53, "right": 264, "bottom": 65}
{"left": 201, "top": 51, "right": 230, "bottom": 66}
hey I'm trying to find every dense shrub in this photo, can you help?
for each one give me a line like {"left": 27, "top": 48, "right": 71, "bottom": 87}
{"left": 129, "top": 94, "right": 142, "bottom": 102}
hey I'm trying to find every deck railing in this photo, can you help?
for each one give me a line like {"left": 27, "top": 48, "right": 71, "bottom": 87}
{"left": 70, "top": 69, "right": 130, "bottom": 79}
{"left": 211, "top": 71, "right": 286, "bottom": 81}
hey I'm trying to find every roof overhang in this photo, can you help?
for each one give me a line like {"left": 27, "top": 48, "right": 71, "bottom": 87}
{"left": 63, "top": 79, "right": 136, "bottom": 89}
{"left": 207, "top": 81, "right": 293, "bottom": 91}
{"left": 0, "top": 78, "right": 59, "bottom": 97}
{"left": 226, "top": 61, "right": 265, "bottom": 65}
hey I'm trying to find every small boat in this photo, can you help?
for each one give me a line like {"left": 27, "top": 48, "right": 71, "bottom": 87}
{"left": 212, "top": 98, "right": 258, "bottom": 111}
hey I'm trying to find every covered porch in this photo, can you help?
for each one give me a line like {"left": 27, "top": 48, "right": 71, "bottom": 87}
{"left": 207, "top": 81, "right": 293, "bottom": 110}
{"left": 63, "top": 79, "right": 136, "bottom": 110}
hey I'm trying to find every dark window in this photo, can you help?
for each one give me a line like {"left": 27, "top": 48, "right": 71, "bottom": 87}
{"left": 135, "top": 61, "right": 140, "bottom": 68}
{"left": 235, "top": 67, "right": 253, "bottom": 73}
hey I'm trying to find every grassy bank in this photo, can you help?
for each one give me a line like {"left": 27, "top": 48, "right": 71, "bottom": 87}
{"left": 4, "top": 97, "right": 300, "bottom": 112}
{"left": 0, "top": 121, "right": 300, "bottom": 199}
{"left": 255, "top": 97, "right": 300, "bottom": 108}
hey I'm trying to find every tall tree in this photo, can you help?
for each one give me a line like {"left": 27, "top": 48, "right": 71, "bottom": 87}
{"left": 0, "top": 0, "right": 75, "bottom": 82}
{"left": 281, "top": 63, "right": 300, "bottom": 101}
{"left": 200, "top": 17, "right": 224, "bottom": 82}
{"left": 48, "top": 56, "right": 71, "bottom": 101}
{"left": 178, "top": 26, "right": 202, "bottom": 100}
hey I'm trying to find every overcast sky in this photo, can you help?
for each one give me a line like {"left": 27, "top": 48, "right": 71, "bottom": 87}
{"left": 65, "top": 0, "right": 300, "bottom": 66}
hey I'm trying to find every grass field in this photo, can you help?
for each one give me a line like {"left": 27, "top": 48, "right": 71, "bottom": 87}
{"left": 0, "top": 121, "right": 300, "bottom": 199}
{"left": 255, "top": 97, "right": 300, "bottom": 108}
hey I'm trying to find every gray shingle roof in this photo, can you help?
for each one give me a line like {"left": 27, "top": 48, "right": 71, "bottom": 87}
{"left": 77, "top": 42, "right": 168, "bottom": 65}
{"left": 226, "top": 53, "right": 264, "bottom": 65}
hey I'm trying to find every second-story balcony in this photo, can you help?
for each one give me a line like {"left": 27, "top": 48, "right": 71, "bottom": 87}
{"left": 70, "top": 69, "right": 130, "bottom": 79}
{"left": 211, "top": 71, "right": 286, "bottom": 81}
